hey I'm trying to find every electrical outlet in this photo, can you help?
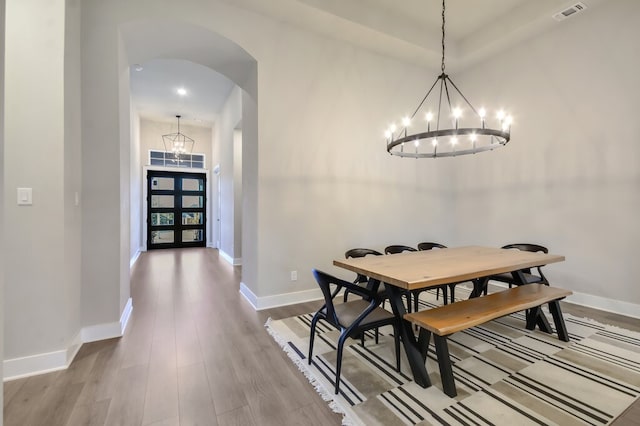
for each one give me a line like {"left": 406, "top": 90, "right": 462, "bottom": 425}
{"left": 290, "top": 270, "right": 298, "bottom": 281}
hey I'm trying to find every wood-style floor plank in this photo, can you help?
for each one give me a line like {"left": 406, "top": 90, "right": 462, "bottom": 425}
{"left": 26, "top": 382, "right": 85, "bottom": 426}
{"left": 215, "top": 405, "right": 256, "bottom": 426}
{"left": 2, "top": 378, "right": 26, "bottom": 411}
{"left": 177, "top": 363, "right": 217, "bottom": 426}
{"left": 4, "top": 371, "right": 61, "bottom": 426}
{"left": 102, "top": 364, "right": 148, "bottom": 426}
{"left": 141, "top": 356, "right": 179, "bottom": 425}
{"left": 65, "top": 399, "right": 110, "bottom": 426}
{"left": 4, "top": 248, "right": 639, "bottom": 425}
{"left": 201, "top": 347, "right": 248, "bottom": 416}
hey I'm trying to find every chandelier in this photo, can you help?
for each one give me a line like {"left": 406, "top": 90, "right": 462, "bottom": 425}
{"left": 385, "top": 0, "right": 512, "bottom": 158}
{"left": 162, "top": 115, "right": 195, "bottom": 159}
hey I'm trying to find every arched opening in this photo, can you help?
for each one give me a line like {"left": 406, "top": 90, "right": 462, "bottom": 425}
{"left": 119, "top": 19, "right": 258, "bottom": 285}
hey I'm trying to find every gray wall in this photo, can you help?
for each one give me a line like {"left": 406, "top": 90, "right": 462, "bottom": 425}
{"left": 1, "top": 0, "right": 5, "bottom": 414}
{"left": 130, "top": 110, "right": 141, "bottom": 261}
{"left": 448, "top": 0, "right": 640, "bottom": 312}
{"left": 217, "top": 87, "right": 243, "bottom": 263}
{"left": 64, "top": 0, "right": 83, "bottom": 358}
{"left": 4, "top": 0, "right": 82, "bottom": 367}
{"left": 80, "top": 0, "right": 126, "bottom": 330}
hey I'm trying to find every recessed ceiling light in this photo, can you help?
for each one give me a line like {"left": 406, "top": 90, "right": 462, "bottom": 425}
{"left": 177, "top": 88, "right": 187, "bottom": 96}
{"left": 133, "top": 64, "right": 143, "bottom": 72}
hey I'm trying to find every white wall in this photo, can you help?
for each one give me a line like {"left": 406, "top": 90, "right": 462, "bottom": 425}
{"left": 118, "top": 34, "right": 132, "bottom": 320}
{"left": 80, "top": 1, "right": 125, "bottom": 331}
{"left": 250, "top": 20, "right": 451, "bottom": 303}
{"left": 233, "top": 129, "right": 243, "bottom": 260}
{"left": 4, "top": 0, "right": 82, "bottom": 374}
{"left": 130, "top": 109, "right": 141, "bottom": 264}
{"left": 218, "top": 87, "right": 242, "bottom": 264}
{"left": 0, "top": 0, "right": 5, "bottom": 413}
{"left": 450, "top": 1, "right": 640, "bottom": 311}
{"left": 241, "top": 89, "right": 258, "bottom": 294}
{"left": 63, "top": 0, "right": 83, "bottom": 360}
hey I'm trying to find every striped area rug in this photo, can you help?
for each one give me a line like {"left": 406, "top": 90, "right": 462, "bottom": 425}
{"left": 266, "top": 289, "right": 640, "bottom": 425}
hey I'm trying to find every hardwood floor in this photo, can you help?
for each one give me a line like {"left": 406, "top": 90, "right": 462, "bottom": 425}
{"left": 3, "top": 249, "right": 340, "bottom": 426}
{"left": 3, "top": 248, "right": 639, "bottom": 425}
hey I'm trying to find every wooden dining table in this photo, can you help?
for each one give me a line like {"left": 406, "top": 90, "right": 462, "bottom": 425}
{"left": 333, "top": 245, "right": 565, "bottom": 388}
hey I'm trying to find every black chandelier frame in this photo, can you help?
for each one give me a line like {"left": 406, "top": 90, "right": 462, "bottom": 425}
{"left": 385, "top": 0, "right": 511, "bottom": 158}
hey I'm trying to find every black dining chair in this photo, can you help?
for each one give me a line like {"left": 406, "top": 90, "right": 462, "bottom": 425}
{"left": 488, "top": 243, "right": 550, "bottom": 287}
{"left": 416, "top": 242, "right": 454, "bottom": 307}
{"left": 308, "top": 269, "right": 401, "bottom": 394}
{"left": 384, "top": 245, "right": 417, "bottom": 255}
{"left": 417, "top": 242, "right": 447, "bottom": 251}
{"left": 343, "top": 248, "right": 384, "bottom": 303}
{"left": 384, "top": 245, "right": 417, "bottom": 312}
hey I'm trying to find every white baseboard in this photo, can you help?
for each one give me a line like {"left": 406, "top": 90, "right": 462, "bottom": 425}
{"left": 239, "top": 282, "right": 323, "bottom": 311}
{"left": 120, "top": 297, "right": 134, "bottom": 334}
{"left": 487, "top": 281, "right": 640, "bottom": 319}
{"left": 565, "top": 290, "right": 640, "bottom": 319}
{"left": 82, "top": 297, "right": 133, "bottom": 343}
{"left": 67, "top": 331, "right": 82, "bottom": 366}
{"left": 239, "top": 282, "right": 258, "bottom": 309}
{"left": 3, "top": 330, "right": 82, "bottom": 382}
{"left": 4, "top": 298, "right": 134, "bottom": 381}
{"left": 130, "top": 249, "right": 142, "bottom": 269}
{"left": 220, "top": 250, "right": 242, "bottom": 266}
{"left": 242, "top": 279, "right": 640, "bottom": 318}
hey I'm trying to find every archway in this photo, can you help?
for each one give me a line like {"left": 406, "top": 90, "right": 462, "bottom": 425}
{"left": 119, "top": 18, "right": 258, "bottom": 286}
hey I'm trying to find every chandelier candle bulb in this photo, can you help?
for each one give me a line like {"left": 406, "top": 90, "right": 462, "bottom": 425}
{"left": 479, "top": 108, "right": 486, "bottom": 129}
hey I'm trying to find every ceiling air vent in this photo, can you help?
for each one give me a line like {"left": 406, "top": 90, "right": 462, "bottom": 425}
{"left": 553, "top": 2, "right": 587, "bottom": 21}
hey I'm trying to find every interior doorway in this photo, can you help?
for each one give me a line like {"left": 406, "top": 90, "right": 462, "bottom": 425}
{"left": 147, "top": 170, "right": 207, "bottom": 249}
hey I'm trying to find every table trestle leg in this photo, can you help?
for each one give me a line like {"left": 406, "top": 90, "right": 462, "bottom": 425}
{"left": 385, "top": 283, "right": 432, "bottom": 388}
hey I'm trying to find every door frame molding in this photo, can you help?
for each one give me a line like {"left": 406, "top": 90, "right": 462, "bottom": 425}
{"left": 142, "top": 165, "right": 211, "bottom": 251}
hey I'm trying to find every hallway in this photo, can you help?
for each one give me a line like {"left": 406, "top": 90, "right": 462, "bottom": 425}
{"left": 3, "top": 249, "right": 340, "bottom": 425}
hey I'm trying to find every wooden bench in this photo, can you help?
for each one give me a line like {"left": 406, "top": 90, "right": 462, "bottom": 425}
{"left": 404, "top": 284, "right": 573, "bottom": 397}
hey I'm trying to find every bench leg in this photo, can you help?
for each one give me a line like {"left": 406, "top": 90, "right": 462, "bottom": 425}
{"left": 433, "top": 335, "right": 457, "bottom": 398}
{"left": 525, "top": 306, "right": 552, "bottom": 334}
{"left": 525, "top": 307, "right": 539, "bottom": 330}
{"left": 536, "top": 310, "right": 552, "bottom": 333}
{"left": 548, "top": 300, "right": 570, "bottom": 342}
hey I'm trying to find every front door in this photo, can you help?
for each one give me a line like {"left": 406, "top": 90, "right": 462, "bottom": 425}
{"left": 147, "top": 171, "right": 206, "bottom": 249}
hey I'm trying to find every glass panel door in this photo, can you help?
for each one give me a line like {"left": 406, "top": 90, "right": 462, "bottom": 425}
{"left": 147, "top": 171, "right": 206, "bottom": 249}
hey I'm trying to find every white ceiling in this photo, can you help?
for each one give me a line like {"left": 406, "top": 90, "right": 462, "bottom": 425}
{"left": 130, "top": 58, "right": 235, "bottom": 126}
{"left": 130, "top": 0, "right": 603, "bottom": 126}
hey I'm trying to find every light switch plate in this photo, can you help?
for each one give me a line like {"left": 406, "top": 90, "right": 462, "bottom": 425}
{"left": 17, "top": 187, "right": 33, "bottom": 205}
